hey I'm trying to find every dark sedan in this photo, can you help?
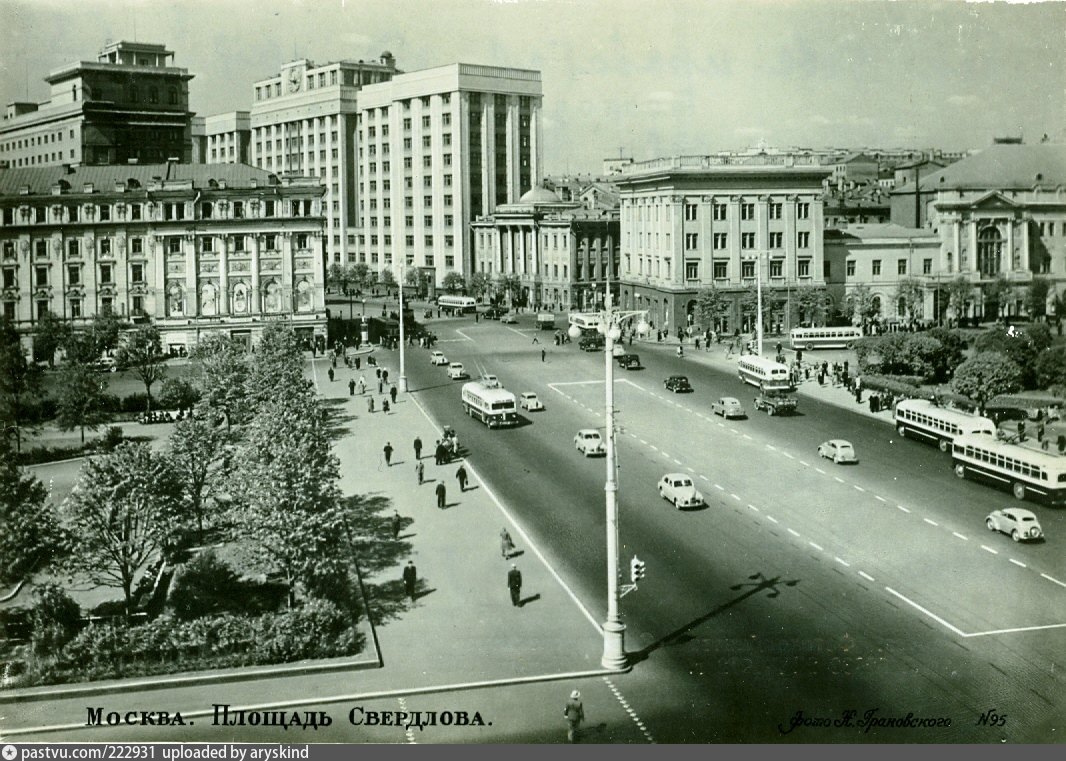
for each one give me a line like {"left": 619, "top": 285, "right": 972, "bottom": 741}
{"left": 664, "top": 375, "right": 692, "bottom": 393}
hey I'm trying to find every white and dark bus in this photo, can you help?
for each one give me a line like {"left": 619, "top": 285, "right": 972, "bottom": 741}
{"left": 737, "top": 356, "right": 792, "bottom": 392}
{"left": 951, "top": 433, "right": 1066, "bottom": 506}
{"left": 436, "top": 295, "right": 477, "bottom": 313}
{"left": 568, "top": 312, "right": 604, "bottom": 333}
{"left": 894, "top": 399, "right": 997, "bottom": 452}
{"left": 789, "top": 326, "right": 863, "bottom": 351}
{"left": 461, "top": 382, "right": 519, "bottom": 428}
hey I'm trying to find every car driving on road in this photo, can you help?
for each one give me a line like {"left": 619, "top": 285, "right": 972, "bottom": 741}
{"left": 658, "top": 473, "right": 705, "bottom": 509}
{"left": 448, "top": 362, "right": 468, "bottom": 380}
{"left": 574, "top": 429, "right": 606, "bottom": 456}
{"left": 711, "top": 397, "right": 745, "bottom": 419}
{"left": 986, "top": 508, "right": 1043, "bottom": 542}
{"left": 664, "top": 375, "right": 692, "bottom": 393}
{"left": 519, "top": 392, "right": 544, "bottom": 411}
{"left": 817, "top": 439, "right": 858, "bottom": 464}
{"left": 500, "top": 314, "right": 518, "bottom": 324}
{"left": 430, "top": 350, "right": 448, "bottom": 366}
{"left": 480, "top": 374, "right": 500, "bottom": 388}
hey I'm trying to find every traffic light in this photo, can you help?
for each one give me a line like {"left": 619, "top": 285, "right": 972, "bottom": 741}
{"left": 630, "top": 556, "right": 646, "bottom": 584}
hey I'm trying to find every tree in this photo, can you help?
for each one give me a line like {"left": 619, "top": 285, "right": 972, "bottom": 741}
{"left": 158, "top": 377, "right": 200, "bottom": 413}
{"left": 694, "top": 287, "right": 729, "bottom": 331}
{"left": 380, "top": 268, "right": 396, "bottom": 293}
{"left": 116, "top": 325, "right": 167, "bottom": 413}
{"left": 349, "top": 262, "right": 371, "bottom": 292}
{"left": 191, "top": 335, "right": 251, "bottom": 428}
{"left": 405, "top": 268, "right": 431, "bottom": 299}
{"left": 0, "top": 318, "right": 40, "bottom": 453}
{"left": 1024, "top": 277, "right": 1050, "bottom": 320}
{"left": 0, "top": 437, "right": 64, "bottom": 585}
{"left": 974, "top": 323, "right": 1053, "bottom": 389}
{"left": 944, "top": 276, "right": 975, "bottom": 325}
{"left": 326, "top": 263, "right": 348, "bottom": 295}
{"left": 469, "top": 271, "right": 492, "bottom": 300}
{"left": 497, "top": 274, "right": 521, "bottom": 306}
{"left": 89, "top": 307, "right": 125, "bottom": 356}
{"left": 845, "top": 285, "right": 879, "bottom": 326}
{"left": 55, "top": 361, "right": 107, "bottom": 444}
{"left": 33, "top": 310, "right": 71, "bottom": 368}
{"left": 168, "top": 416, "right": 231, "bottom": 544}
{"left": 794, "top": 284, "right": 828, "bottom": 326}
{"left": 246, "top": 324, "right": 306, "bottom": 411}
{"left": 62, "top": 441, "right": 183, "bottom": 615}
{"left": 951, "top": 352, "right": 1023, "bottom": 413}
{"left": 894, "top": 278, "right": 925, "bottom": 321}
{"left": 982, "top": 275, "right": 1014, "bottom": 320}
{"left": 441, "top": 272, "right": 466, "bottom": 294}
{"left": 231, "top": 388, "right": 348, "bottom": 607}
{"left": 1035, "top": 349, "right": 1066, "bottom": 391}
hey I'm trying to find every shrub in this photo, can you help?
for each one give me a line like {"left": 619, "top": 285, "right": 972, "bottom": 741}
{"left": 30, "top": 583, "right": 82, "bottom": 657}
{"left": 159, "top": 378, "right": 200, "bottom": 412}
{"left": 168, "top": 550, "right": 244, "bottom": 620}
{"left": 120, "top": 393, "right": 150, "bottom": 413}
{"left": 100, "top": 425, "right": 124, "bottom": 451}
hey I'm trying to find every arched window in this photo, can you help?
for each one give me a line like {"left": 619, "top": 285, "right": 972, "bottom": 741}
{"left": 231, "top": 283, "right": 249, "bottom": 314}
{"left": 200, "top": 283, "right": 218, "bottom": 316}
{"left": 977, "top": 226, "right": 1002, "bottom": 278}
{"left": 166, "top": 283, "right": 184, "bottom": 317}
{"left": 129, "top": 85, "right": 139, "bottom": 102}
{"left": 871, "top": 295, "right": 882, "bottom": 316}
{"left": 295, "top": 279, "right": 312, "bottom": 312}
{"left": 263, "top": 281, "right": 282, "bottom": 313}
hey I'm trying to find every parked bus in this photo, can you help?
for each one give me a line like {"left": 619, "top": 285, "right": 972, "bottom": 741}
{"left": 789, "top": 326, "right": 863, "bottom": 351}
{"left": 461, "top": 382, "right": 519, "bottom": 428}
{"left": 436, "top": 295, "right": 477, "bottom": 313}
{"left": 951, "top": 433, "right": 1066, "bottom": 505}
{"left": 568, "top": 312, "right": 604, "bottom": 333}
{"left": 894, "top": 399, "right": 997, "bottom": 452}
{"left": 737, "top": 356, "right": 792, "bottom": 392}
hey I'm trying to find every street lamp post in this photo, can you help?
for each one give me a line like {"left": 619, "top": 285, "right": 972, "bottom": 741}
{"left": 755, "top": 253, "right": 764, "bottom": 356}
{"left": 398, "top": 259, "right": 408, "bottom": 393}
{"left": 569, "top": 290, "right": 649, "bottom": 671}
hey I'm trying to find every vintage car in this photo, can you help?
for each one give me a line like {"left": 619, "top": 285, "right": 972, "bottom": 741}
{"left": 986, "top": 508, "right": 1043, "bottom": 542}
{"left": 574, "top": 429, "right": 606, "bottom": 456}
{"left": 658, "top": 473, "right": 705, "bottom": 509}
{"left": 817, "top": 439, "right": 858, "bottom": 464}
{"left": 519, "top": 392, "right": 545, "bottom": 412}
{"left": 430, "top": 350, "right": 449, "bottom": 366}
{"left": 664, "top": 375, "right": 692, "bottom": 393}
{"left": 711, "top": 397, "right": 746, "bottom": 419}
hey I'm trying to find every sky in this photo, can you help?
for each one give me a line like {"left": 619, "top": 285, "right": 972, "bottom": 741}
{"left": 1, "top": 0, "right": 1064, "bottom": 173}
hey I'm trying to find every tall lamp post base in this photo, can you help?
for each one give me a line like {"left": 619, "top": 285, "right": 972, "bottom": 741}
{"left": 601, "top": 620, "right": 628, "bottom": 670}
{"left": 399, "top": 376, "right": 409, "bottom": 393}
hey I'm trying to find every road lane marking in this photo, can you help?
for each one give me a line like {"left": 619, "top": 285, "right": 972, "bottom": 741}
{"left": 782, "top": 451, "right": 794, "bottom": 459}
{"left": 787, "top": 528, "right": 800, "bottom": 537}
{"left": 853, "top": 485, "right": 865, "bottom": 492}
{"left": 766, "top": 444, "right": 777, "bottom": 451}
{"left": 1041, "top": 573, "right": 1066, "bottom": 588}
{"left": 981, "top": 545, "right": 998, "bottom": 555}
{"left": 834, "top": 557, "right": 851, "bottom": 567}
{"left": 875, "top": 495, "right": 887, "bottom": 503}
{"left": 699, "top": 475, "right": 709, "bottom": 481}
{"left": 1009, "top": 559, "right": 1027, "bottom": 568}
{"left": 798, "top": 460, "right": 810, "bottom": 467}
{"left": 897, "top": 505, "right": 911, "bottom": 513}
{"left": 452, "top": 329, "right": 477, "bottom": 342}
{"left": 858, "top": 571, "right": 875, "bottom": 582}
{"left": 885, "top": 587, "right": 967, "bottom": 637}
{"left": 815, "top": 468, "right": 826, "bottom": 475}
{"left": 747, "top": 504, "right": 759, "bottom": 512}
{"left": 923, "top": 518, "right": 939, "bottom": 527}
{"left": 714, "top": 484, "right": 725, "bottom": 491}
{"left": 952, "top": 532, "right": 968, "bottom": 541}
{"left": 966, "top": 622, "right": 1066, "bottom": 638}
{"left": 639, "top": 438, "right": 648, "bottom": 445}
{"left": 809, "top": 541, "right": 824, "bottom": 551}
{"left": 397, "top": 697, "right": 418, "bottom": 744}
{"left": 649, "top": 444, "right": 658, "bottom": 451}
{"left": 765, "top": 514, "right": 778, "bottom": 523}
{"left": 731, "top": 493, "right": 741, "bottom": 501}
{"left": 604, "top": 677, "right": 656, "bottom": 744}
{"left": 833, "top": 476, "right": 845, "bottom": 483}
{"left": 743, "top": 434, "right": 753, "bottom": 440}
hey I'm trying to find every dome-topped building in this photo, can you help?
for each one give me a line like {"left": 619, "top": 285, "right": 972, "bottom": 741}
{"left": 518, "top": 186, "right": 561, "bottom": 203}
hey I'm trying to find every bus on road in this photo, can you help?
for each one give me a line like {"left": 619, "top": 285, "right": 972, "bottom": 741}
{"left": 789, "top": 326, "right": 863, "bottom": 351}
{"left": 951, "top": 433, "right": 1066, "bottom": 506}
{"left": 436, "top": 295, "right": 477, "bottom": 313}
{"left": 568, "top": 312, "right": 604, "bottom": 333}
{"left": 737, "top": 356, "right": 792, "bottom": 392}
{"left": 461, "top": 382, "right": 519, "bottom": 428}
{"left": 894, "top": 399, "right": 997, "bottom": 452}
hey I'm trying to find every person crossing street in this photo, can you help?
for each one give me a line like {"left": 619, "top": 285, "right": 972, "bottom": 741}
{"left": 507, "top": 564, "right": 523, "bottom": 607}
{"left": 435, "top": 481, "right": 447, "bottom": 509}
{"left": 456, "top": 464, "right": 469, "bottom": 492}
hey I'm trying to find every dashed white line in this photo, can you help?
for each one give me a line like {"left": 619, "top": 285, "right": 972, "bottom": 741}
{"left": 815, "top": 468, "right": 826, "bottom": 475}
{"left": 1041, "top": 573, "right": 1066, "bottom": 588}
{"left": 787, "top": 528, "right": 800, "bottom": 537}
{"left": 952, "top": 532, "right": 968, "bottom": 541}
{"left": 765, "top": 514, "right": 777, "bottom": 523}
{"left": 639, "top": 438, "right": 648, "bottom": 445}
{"left": 747, "top": 504, "right": 759, "bottom": 512}
{"left": 1009, "top": 558, "right": 1027, "bottom": 569}
{"left": 858, "top": 571, "right": 876, "bottom": 582}
{"left": 604, "top": 677, "right": 655, "bottom": 743}
{"left": 698, "top": 475, "right": 709, "bottom": 481}
{"left": 649, "top": 444, "right": 658, "bottom": 451}
{"left": 743, "top": 434, "right": 753, "bottom": 440}
{"left": 923, "top": 518, "right": 939, "bottom": 527}
{"left": 875, "top": 495, "right": 887, "bottom": 503}
{"left": 897, "top": 505, "right": 911, "bottom": 514}
{"left": 853, "top": 485, "right": 866, "bottom": 493}
{"left": 981, "top": 545, "right": 999, "bottom": 555}
{"left": 766, "top": 444, "right": 777, "bottom": 451}
{"left": 729, "top": 427, "right": 739, "bottom": 434}
{"left": 685, "top": 466, "right": 695, "bottom": 473}
{"left": 809, "top": 541, "right": 824, "bottom": 551}
{"left": 714, "top": 484, "right": 725, "bottom": 491}
{"left": 782, "top": 452, "right": 795, "bottom": 459}
{"left": 673, "top": 458, "right": 683, "bottom": 465}
{"left": 834, "top": 557, "right": 851, "bottom": 567}
{"left": 730, "top": 493, "right": 742, "bottom": 501}
{"left": 834, "top": 476, "right": 845, "bottom": 483}
{"left": 798, "top": 460, "right": 810, "bottom": 467}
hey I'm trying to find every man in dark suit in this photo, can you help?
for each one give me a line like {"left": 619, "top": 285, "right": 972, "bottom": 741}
{"left": 435, "top": 481, "right": 447, "bottom": 509}
{"left": 507, "top": 564, "right": 522, "bottom": 607}
{"left": 402, "top": 561, "right": 417, "bottom": 601}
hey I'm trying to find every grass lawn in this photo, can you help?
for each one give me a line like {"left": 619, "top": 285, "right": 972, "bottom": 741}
{"left": 33, "top": 358, "right": 200, "bottom": 401}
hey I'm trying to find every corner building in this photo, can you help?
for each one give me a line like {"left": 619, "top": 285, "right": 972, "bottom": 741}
{"left": 617, "top": 156, "right": 831, "bottom": 334}
{"left": 355, "top": 63, "right": 543, "bottom": 286}
{"left": 0, "top": 164, "right": 327, "bottom": 357}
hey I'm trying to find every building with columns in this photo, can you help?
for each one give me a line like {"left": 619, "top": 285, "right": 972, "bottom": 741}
{"left": 248, "top": 52, "right": 399, "bottom": 267}
{"left": 0, "top": 40, "right": 194, "bottom": 169}
{"left": 192, "top": 111, "right": 250, "bottom": 164}
{"left": 891, "top": 143, "right": 1066, "bottom": 320}
{"left": 355, "top": 63, "right": 543, "bottom": 286}
{"left": 616, "top": 156, "right": 832, "bottom": 335}
{"left": 0, "top": 163, "right": 327, "bottom": 357}
{"left": 471, "top": 186, "right": 619, "bottom": 310}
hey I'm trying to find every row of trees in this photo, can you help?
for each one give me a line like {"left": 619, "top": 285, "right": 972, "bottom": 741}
{"left": 694, "top": 283, "right": 833, "bottom": 332}
{"left": 325, "top": 264, "right": 523, "bottom": 305}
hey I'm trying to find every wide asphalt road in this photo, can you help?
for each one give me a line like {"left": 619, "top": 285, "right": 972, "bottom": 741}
{"left": 404, "top": 311, "right": 1066, "bottom": 742}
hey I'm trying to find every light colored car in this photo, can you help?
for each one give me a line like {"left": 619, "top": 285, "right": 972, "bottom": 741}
{"left": 500, "top": 314, "right": 518, "bottom": 324}
{"left": 612, "top": 344, "right": 626, "bottom": 357}
{"left": 711, "top": 397, "right": 745, "bottom": 419}
{"left": 986, "top": 508, "right": 1043, "bottom": 542}
{"left": 817, "top": 439, "right": 858, "bottom": 464}
{"left": 574, "top": 429, "right": 606, "bottom": 456}
{"left": 447, "top": 362, "right": 468, "bottom": 380}
{"left": 519, "top": 392, "right": 544, "bottom": 411}
{"left": 480, "top": 374, "right": 500, "bottom": 388}
{"left": 91, "top": 355, "right": 119, "bottom": 373}
{"left": 430, "top": 350, "right": 448, "bottom": 366}
{"left": 658, "top": 473, "right": 705, "bottom": 509}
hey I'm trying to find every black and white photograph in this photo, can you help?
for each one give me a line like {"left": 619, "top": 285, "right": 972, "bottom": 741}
{"left": 0, "top": 0, "right": 1064, "bottom": 747}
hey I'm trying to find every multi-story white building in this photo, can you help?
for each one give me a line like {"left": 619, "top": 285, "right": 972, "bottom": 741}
{"left": 248, "top": 52, "right": 399, "bottom": 267}
{"left": 192, "top": 111, "right": 250, "bottom": 165}
{"left": 0, "top": 163, "right": 327, "bottom": 357}
{"left": 355, "top": 63, "right": 543, "bottom": 286}
{"left": 0, "top": 41, "right": 194, "bottom": 169}
{"left": 616, "top": 156, "right": 832, "bottom": 334}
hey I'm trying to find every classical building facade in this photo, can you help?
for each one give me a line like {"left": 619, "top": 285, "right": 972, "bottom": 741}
{"left": 355, "top": 63, "right": 543, "bottom": 285}
{"left": 471, "top": 187, "right": 618, "bottom": 310}
{"left": 616, "top": 156, "right": 831, "bottom": 335}
{"left": 192, "top": 111, "right": 250, "bottom": 165}
{"left": 0, "top": 41, "right": 194, "bottom": 168}
{"left": 891, "top": 143, "right": 1066, "bottom": 320}
{"left": 248, "top": 53, "right": 399, "bottom": 266}
{"left": 0, "top": 163, "right": 327, "bottom": 357}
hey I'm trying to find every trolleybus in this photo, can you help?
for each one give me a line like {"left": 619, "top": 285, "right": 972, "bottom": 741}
{"left": 789, "top": 326, "right": 863, "bottom": 351}
{"left": 461, "top": 382, "right": 519, "bottom": 428}
{"left": 894, "top": 399, "right": 997, "bottom": 452}
{"left": 737, "top": 356, "right": 793, "bottom": 392}
{"left": 436, "top": 295, "right": 477, "bottom": 313}
{"left": 951, "top": 433, "right": 1066, "bottom": 506}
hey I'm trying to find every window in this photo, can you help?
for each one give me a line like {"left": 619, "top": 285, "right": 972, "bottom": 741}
{"left": 713, "top": 233, "right": 728, "bottom": 250}
{"left": 424, "top": 215, "right": 433, "bottom": 226}
{"left": 69, "top": 298, "right": 82, "bottom": 319}
{"left": 100, "top": 263, "right": 114, "bottom": 284}
{"left": 898, "top": 259, "right": 907, "bottom": 275}
{"left": 846, "top": 260, "right": 856, "bottom": 277}
{"left": 131, "top": 263, "right": 145, "bottom": 283}
{"left": 265, "top": 234, "right": 277, "bottom": 251}
{"left": 798, "top": 260, "right": 811, "bottom": 278}
{"left": 769, "top": 232, "right": 783, "bottom": 248}
{"left": 741, "top": 261, "right": 755, "bottom": 279}
{"left": 99, "top": 205, "right": 111, "bottom": 221}
{"left": 35, "top": 265, "right": 48, "bottom": 286}
{"left": 99, "top": 239, "right": 112, "bottom": 255}
{"left": 769, "top": 202, "right": 783, "bottom": 220}
{"left": 129, "top": 204, "right": 141, "bottom": 221}
{"left": 65, "top": 264, "right": 80, "bottom": 285}
{"left": 130, "top": 238, "right": 143, "bottom": 255}
{"left": 296, "top": 234, "right": 309, "bottom": 249}
{"left": 201, "top": 237, "right": 214, "bottom": 253}
{"left": 422, "top": 155, "right": 432, "bottom": 168}
{"left": 425, "top": 235, "right": 433, "bottom": 246}
{"left": 422, "top": 135, "right": 431, "bottom": 149}
{"left": 685, "top": 233, "right": 698, "bottom": 250}
{"left": 685, "top": 261, "right": 699, "bottom": 280}
{"left": 36, "top": 299, "right": 49, "bottom": 320}
{"left": 923, "top": 258, "right": 933, "bottom": 275}
{"left": 770, "top": 260, "right": 783, "bottom": 278}
{"left": 872, "top": 260, "right": 882, "bottom": 276}
{"left": 421, "top": 115, "right": 431, "bottom": 129}
{"left": 824, "top": 261, "right": 831, "bottom": 278}
{"left": 684, "top": 203, "right": 697, "bottom": 221}
{"left": 798, "top": 231, "right": 810, "bottom": 248}
{"left": 741, "top": 232, "right": 755, "bottom": 249}
{"left": 741, "top": 203, "right": 755, "bottom": 220}
{"left": 67, "top": 239, "right": 79, "bottom": 257}
{"left": 713, "top": 261, "right": 727, "bottom": 279}
{"left": 797, "top": 202, "right": 810, "bottom": 219}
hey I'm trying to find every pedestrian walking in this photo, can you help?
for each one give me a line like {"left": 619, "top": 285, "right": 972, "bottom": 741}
{"left": 402, "top": 561, "right": 417, "bottom": 602}
{"left": 694, "top": 337, "right": 701, "bottom": 351}
{"left": 416, "top": 460, "right": 425, "bottom": 485}
{"left": 456, "top": 464, "right": 469, "bottom": 491}
{"left": 434, "top": 440, "right": 445, "bottom": 465}
{"left": 348, "top": 378, "right": 356, "bottom": 396}
{"left": 391, "top": 511, "right": 402, "bottom": 540}
{"left": 378, "top": 379, "right": 384, "bottom": 394}
{"left": 327, "top": 367, "right": 335, "bottom": 383}
{"left": 532, "top": 334, "right": 539, "bottom": 344}
{"left": 382, "top": 369, "right": 390, "bottom": 384}
{"left": 414, "top": 436, "right": 423, "bottom": 460}
{"left": 382, "top": 399, "right": 390, "bottom": 414}
{"left": 564, "top": 690, "right": 585, "bottom": 743}
{"left": 1037, "top": 420, "right": 1045, "bottom": 443}
{"left": 541, "top": 348, "right": 546, "bottom": 362}
{"left": 507, "top": 564, "right": 523, "bottom": 607}
{"left": 435, "top": 481, "right": 447, "bottom": 509}
{"left": 390, "top": 385, "right": 398, "bottom": 404}
{"left": 358, "top": 376, "right": 366, "bottom": 394}
{"left": 368, "top": 396, "right": 375, "bottom": 413}
{"left": 376, "top": 367, "right": 382, "bottom": 380}
{"left": 383, "top": 441, "right": 394, "bottom": 466}
{"left": 500, "top": 527, "right": 515, "bottom": 559}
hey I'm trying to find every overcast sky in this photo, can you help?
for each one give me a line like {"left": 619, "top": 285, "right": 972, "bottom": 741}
{"left": 1, "top": 0, "right": 1063, "bottom": 173}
